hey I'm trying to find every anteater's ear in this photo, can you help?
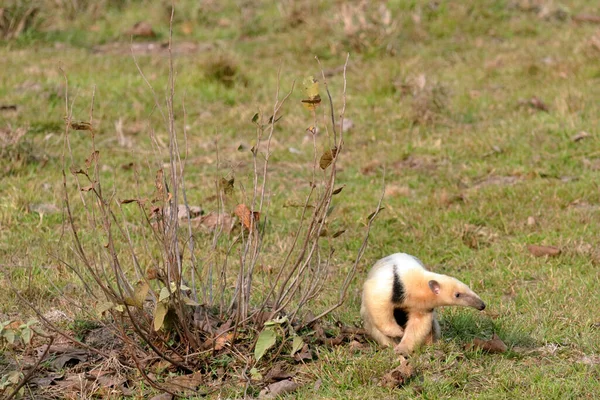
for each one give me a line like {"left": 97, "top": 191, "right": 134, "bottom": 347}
{"left": 428, "top": 280, "right": 441, "bottom": 295}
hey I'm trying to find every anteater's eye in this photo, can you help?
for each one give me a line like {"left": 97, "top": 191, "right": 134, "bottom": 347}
{"left": 455, "top": 293, "right": 461, "bottom": 298}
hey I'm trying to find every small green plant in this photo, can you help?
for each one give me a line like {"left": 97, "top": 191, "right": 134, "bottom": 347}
{"left": 0, "top": 319, "right": 36, "bottom": 348}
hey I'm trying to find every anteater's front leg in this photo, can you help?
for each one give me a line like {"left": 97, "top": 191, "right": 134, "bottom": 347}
{"left": 394, "top": 311, "right": 434, "bottom": 356}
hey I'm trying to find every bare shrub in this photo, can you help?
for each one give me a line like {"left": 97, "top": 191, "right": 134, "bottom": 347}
{"left": 12, "top": 8, "right": 384, "bottom": 397}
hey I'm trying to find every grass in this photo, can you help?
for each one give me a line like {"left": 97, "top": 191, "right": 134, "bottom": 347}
{"left": 1, "top": 0, "right": 600, "bottom": 398}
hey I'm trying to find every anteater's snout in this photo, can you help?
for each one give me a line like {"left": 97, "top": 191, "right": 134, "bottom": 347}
{"left": 477, "top": 301, "right": 486, "bottom": 311}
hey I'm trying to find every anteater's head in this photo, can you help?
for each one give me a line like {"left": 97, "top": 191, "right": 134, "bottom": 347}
{"left": 428, "top": 276, "right": 485, "bottom": 311}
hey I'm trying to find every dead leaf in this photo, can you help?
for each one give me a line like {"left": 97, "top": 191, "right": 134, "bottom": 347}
{"left": 571, "top": 131, "right": 591, "bottom": 142}
{"left": 176, "top": 204, "right": 203, "bottom": 220}
{"left": 348, "top": 340, "right": 367, "bottom": 351}
{"left": 573, "top": 14, "right": 600, "bottom": 24}
{"left": 332, "top": 185, "right": 345, "bottom": 195}
{"left": 361, "top": 160, "right": 381, "bottom": 175}
{"left": 48, "top": 349, "right": 89, "bottom": 370}
{"left": 234, "top": 204, "right": 259, "bottom": 230}
{"left": 259, "top": 379, "right": 300, "bottom": 399}
{"left": 0, "top": 105, "right": 17, "bottom": 111}
{"left": 469, "top": 333, "right": 507, "bottom": 354}
{"left": 87, "top": 370, "right": 127, "bottom": 388}
{"left": 527, "top": 244, "right": 561, "bottom": 257}
{"left": 29, "top": 203, "right": 60, "bottom": 214}
{"left": 149, "top": 394, "right": 173, "bottom": 400}
{"left": 214, "top": 332, "right": 234, "bottom": 351}
{"left": 524, "top": 96, "right": 549, "bottom": 112}
{"left": 191, "top": 212, "right": 234, "bottom": 232}
{"left": 126, "top": 21, "right": 156, "bottom": 37}
{"left": 69, "top": 121, "right": 93, "bottom": 131}
{"left": 164, "top": 371, "right": 204, "bottom": 392}
{"left": 319, "top": 148, "right": 338, "bottom": 170}
{"left": 385, "top": 184, "right": 411, "bottom": 197}
{"left": 293, "top": 343, "right": 313, "bottom": 362}
{"left": 527, "top": 216, "right": 536, "bottom": 226}
{"left": 155, "top": 169, "right": 165, "bottom": 199}
{"left": 220, "top": 177, "right": 234, "bottom": 195}
{"left": 264, "top": 363, "right": 294, "bottom": 383}
{"left": 380, "top": 356, "right": 415, "bottom": 388}
{"left": 332, "top": 229, "right": 346, "bottom": 238}
{"left": 85, "top": 150, "right": 99, "bottom": 169}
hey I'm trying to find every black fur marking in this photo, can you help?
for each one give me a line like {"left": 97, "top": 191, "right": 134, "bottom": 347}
{"left": 391, "top": 265, "right": 405, "bottom": 304}
{"left": 393, "top": 308, "right": 409, "bottom": 329}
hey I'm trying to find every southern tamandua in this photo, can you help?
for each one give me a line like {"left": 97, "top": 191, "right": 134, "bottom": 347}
{"left": 360, "top": 253, "right": 485, "bottom": 355}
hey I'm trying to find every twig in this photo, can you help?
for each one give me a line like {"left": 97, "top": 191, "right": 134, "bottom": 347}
{"left": 6, "top": 335, "right": 55, "bottom": 400}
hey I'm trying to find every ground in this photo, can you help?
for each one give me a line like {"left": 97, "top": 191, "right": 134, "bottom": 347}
{"left": 1, "top": 0, "right": 600, "bottom": 398}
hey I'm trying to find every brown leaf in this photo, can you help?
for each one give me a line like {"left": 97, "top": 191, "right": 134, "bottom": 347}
{"left": 220, "top": 177, "right": 235, "bottom": 195}
{"left": 69, "top": 121, "right": 93, "bottom": 131}
{"left": 332, "top": 229, "right": 346, "bottom": 238}
{"left": 527, "top": 244, "right": 561, "bottom": 257}
{"left": 573, "top": 14, "right": 600, "bottom": 24}
{"left": 332, "top": 185, "right": 345, "bottom": 195}
{"left": 149, "top": 394, "right": 173, "bottom": 400}
{"left": 85, "top": 150, "right": 99, "bottom": 169}
{"left": 469, "top": 333, "right": 507, "bottom": 354}
{"left": 214, "top": 332, "right": 234, "bottom": 351}
{"left": 234, "top": 204, "right": 259, "bottom": 230}
{"left": 120, "top": 199, "right": 139, "bottom": 205}
{"left": 155, "top": 169, "right": 165, "bottom": 199}
{"left": 319, "top": 148, "right": 338, "bottom": 170}
{"left": 348, "top": 340, "right": 367, "bottom": 351}
{"left": 176, "top": 204, "right": 203, "bottom": 220}
{"left": 191, "top": 212, "right": 234, "bottom": 232}
{"left": 258, "top": 379, "right": 300, "bottom": 399}
{"left": 164, "top": 371, "right": 204, "bottom": 392}
{"left": 0, "top": 105, "right": 17, "bottom": 111}
{"left": 293, "top": 343, "right": 313, "bottom": 362}
{"left": 380, "top": 356, "right": 415, "bottom": 388}
{"left": 571, "top": 131, "right": 591, "bottom": 142}
{"left": 126, "top": 21, "right": 156, "bottom": 37}
{"left": 528, "top": 96, "right": 549, "bottom": 112}
{"left": 264, "top": 363, "right": 294, "bottom": 383}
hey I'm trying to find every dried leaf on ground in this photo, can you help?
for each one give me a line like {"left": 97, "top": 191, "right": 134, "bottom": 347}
{"left": 87, "top": 370, "right": 127, "bottom": 388}
{"left": 48, "top": 349, "right": 89, "bottom": 370}
{"left": 164, "top": 371, "right": 204, "bottom": 393}
{"left": 191, "top": 212, "right": 234, "bottom": 232}
{"left": 293, "top": 343, "right": 313, "bottom": 362}
{"left": 214, "top": 332, "right": 234, "bottom": 351}
{"left": 571, "top": 131, "right": 591, "bottom": 142}
{"left": 380, "top": 356, "right": 415, "bottom": 388}
{"left": 126, "top": 21, "right": 156, "bottom": 37}
{"left": 29, "top": 203, "right": 60, "bottom": 214}
{"left": 519, "top": 96, "right": 549, "bottom": 112}
{"left": 527, "top": 216, "right": 536, "bottom": 226}
{"left": 572, "top": 14, "right": 600, "bottom": 24}
{"left": 527, "top": 244, "right": 561, "bottom": 257}
{"left": 176, "top": 204, "right": 203, "bottom": 220}
{"left": 149, "top": 394, "right": 173, "bottom": 400}
{"left": 264, "top": 363, "right": 294, "bottom": 383}
{"left": 468, "top": 333, "right": 508, "bottom": 354}
{"left": 259, "top": 379, "right": 300, "bottom": 399}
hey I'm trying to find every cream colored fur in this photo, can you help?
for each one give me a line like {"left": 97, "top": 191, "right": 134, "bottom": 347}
{"left": 361, "top": 253, "right": 485, "bottom": 355}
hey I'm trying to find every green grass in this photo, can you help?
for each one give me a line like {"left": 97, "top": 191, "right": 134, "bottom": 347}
{"left": 2, "top": 0, "right": 600, "bottom": 398}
